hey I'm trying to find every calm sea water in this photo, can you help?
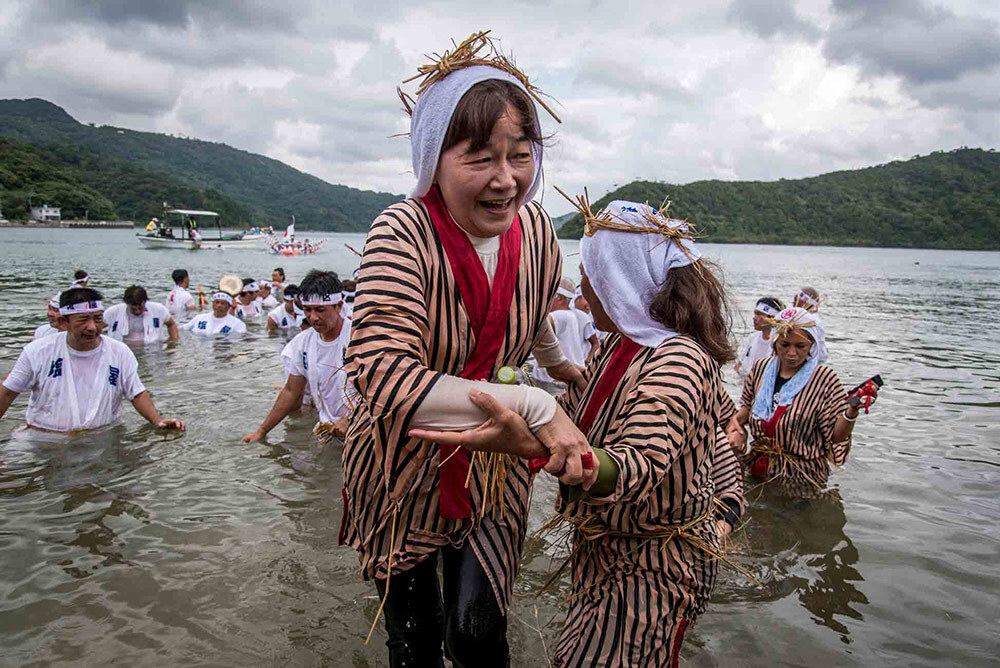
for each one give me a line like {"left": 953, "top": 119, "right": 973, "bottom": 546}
{"left": 0, "top": 228, "right": 997, "bottom": 667}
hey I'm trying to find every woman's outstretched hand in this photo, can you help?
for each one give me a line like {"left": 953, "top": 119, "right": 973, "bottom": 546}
{"left": 534, "top": 407, "right": 599, "bottom": 490}
{"left": 408, "top": 389, "right": 548, "bottom": 459}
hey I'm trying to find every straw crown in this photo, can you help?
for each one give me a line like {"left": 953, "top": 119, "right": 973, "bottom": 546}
{"left": 555, "top": 186, "right": 702, "bottom": 265}
{"left": 397, "top": 30, "right": 561, "bottom": 123}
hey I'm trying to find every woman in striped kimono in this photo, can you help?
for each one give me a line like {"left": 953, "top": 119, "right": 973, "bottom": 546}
{"left": 340, "top": 33, "right": 594, "bottom": 668}
{"left": 416, "top": 196, "right": 742, "bottom": 666}
{"left": 726, "top": 307, "right": 877, "bottom": 496}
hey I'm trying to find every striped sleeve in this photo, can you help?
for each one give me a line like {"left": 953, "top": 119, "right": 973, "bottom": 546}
{"left": 712, "top": 426, "right": 745, "bottom": 514}
{"left": 741, "top": 357, "right": 768, "bottom": 408}
{"left": 718, "top": 386, "right": 737, "bottom": 426}
{"left": 816, "top": 366, "right": 851, "bottom": 465}
{"left": 346, "top": 205, "right": 443, "bottom": 484}
{"left": 583, "top": 350, "right": 702, "bottom": 507}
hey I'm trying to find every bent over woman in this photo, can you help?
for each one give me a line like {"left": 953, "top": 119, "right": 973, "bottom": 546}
{"left": 340, "top": 33, "right": 593, "bottom": 668}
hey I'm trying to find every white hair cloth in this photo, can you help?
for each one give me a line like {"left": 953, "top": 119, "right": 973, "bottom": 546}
{"left": 770, "top": 306, "right": 826, "bottom": 359}
{"left": 410, "top": 65, "right": 544, "bottom": 201}
{"left": 580, "top": 200, "right": 701, "bottom": 348}
{"left": 48, "top": 294, "right": 61, "bottom": 309}
{"left": 241, "top": 282, "right": 259, "bottom": 293}
{"left": 556, "top": 287, "right": 575, "bottom": 300}
{"left": 58, "top": 300, "right": 104, "bottom": 316}
{"left": 211, "top": 292, "right": 234, "bottom": 305}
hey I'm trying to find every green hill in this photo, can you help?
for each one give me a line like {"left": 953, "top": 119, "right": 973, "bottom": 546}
{"left": 558, "top": 149, "right": 1000, "bottom": 250}
{"left": 0, "top": 98, "right": 400, "bottom": 230}
{"left": 0, "top": 137, "right": 250, "bottom": 222}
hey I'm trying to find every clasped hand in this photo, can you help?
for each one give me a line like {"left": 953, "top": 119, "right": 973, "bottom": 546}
{"left": 408, "top": 390, "right": 599, "bottom": 490}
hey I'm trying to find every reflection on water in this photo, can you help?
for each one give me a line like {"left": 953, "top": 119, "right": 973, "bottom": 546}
{"left": 1, "top": 229, "right": 999, "bottom": 667}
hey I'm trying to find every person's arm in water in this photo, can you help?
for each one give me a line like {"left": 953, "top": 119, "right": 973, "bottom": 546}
{"left": 131, "top": 391, "right": 185, "bottom": 430}
{"left": 0, "top": 386, "right": 19, "bottom": 420}
{"left": 241, "top": 374, "right": 307, "bottom": 442}
{"left": 165, "top": 316, "right": 179, "bottom": 341}
{"left": 266, "top": 316, "right": 279, "bottom": 333}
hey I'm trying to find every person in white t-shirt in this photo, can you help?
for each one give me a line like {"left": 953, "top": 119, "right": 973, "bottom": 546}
{"left": 271, "top": 267, "right": 286, "bottom": 302}
{"left": 181, "top": 293, "right": 248, "bottom": 337}
{"left": 103, "top": 286, "right": 179, "bottom": 343}
{"left": 33, "top": 294, "right": 64, "bottom": 340}
{"left": 166, "top": 269, "right": 204, "bottom": 322}
{"left": 235, "top": 278, "right": 264, "bottom": 321}
{"left": 533, "top": 278, "right": 595, "bottom": 383}
{"left": 266, "top": 284, "right": 305, "bottom": 332}
{"left": 258, "top": 281, "right": 279, "bottom": 310}
{"left": 0, "top": 288, "right": 185, "bottom": 433}
{"left": 242, "top": 270, "right": 352, "bottom": 444}
{"left": 793, "top": 286, "right": 828, "bottom": 363}
{"left": 734, "top": 296, "right": 784, "bottom": 378}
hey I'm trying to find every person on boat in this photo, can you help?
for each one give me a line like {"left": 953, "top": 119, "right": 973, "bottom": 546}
{"left": 271, "top": 268, "right": 286, "bottom": 301}
{"left": 266, "top": 285, "right": 304, "bottom": 332}
{"left": 726, "top": 306, "right": 877, "bottom": 496}
{"left": 533, "top": 278, "right": 594, "bottom": 383}
{"left": 166, "top": 269, "right": 204, "bottom": 322}
{"left": 258, "top": 281, "right": 279, "bottom": 310}
{"left": 733, "top": 296, "right": 784, "bottom": 378}
{"left": 181, "top": 293, "right": 247, "bottom": 337}
{"left": 412, "top": 197, "right": 741, "bottom": 667}
{"left": 0, "top": 288, "right": 185, "bottom": 433}
{"left": 339, "top": 34, "right": 589, "bottom": 668}
{"left": 103, "top": 286, "right": 179, "bottom": 343}
{"left": 71, "top": 270, "right": 89, "bottom": 288}
{"left": 33, "top": 295, "right": 64, "bottom": 340}
{"left": 243, "top": 271, "right": 352, "bottom": 444}
{"left": 145, "top": 217, "right": 158, "bottom": 232}
{"left": 235, "top": 279, "right": 264, "bottom": 320}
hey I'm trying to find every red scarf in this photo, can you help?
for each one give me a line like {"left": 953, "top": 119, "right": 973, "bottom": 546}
{"left": 422, "top": 186, "right": 523, "bottom": 519}
{"left": 749, "top": 404, "right": 788, "bottom": 477}
{"left": 578, "top": 337, "right": 642, "bottom": 434}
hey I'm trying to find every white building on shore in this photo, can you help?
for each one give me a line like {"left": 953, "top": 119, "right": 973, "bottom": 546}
{"left": 30, "top": 204, "right": 61, "bottom": 222}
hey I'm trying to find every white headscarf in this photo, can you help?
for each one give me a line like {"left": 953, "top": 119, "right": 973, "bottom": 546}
{"left": 770, "top": 306, "right": 826, "bottom": 359}
{"left": 580, "top": 200, "right": 701, "bottom": 348}
{"left": 410, "top": 65, "right": 544, "bottom": 201}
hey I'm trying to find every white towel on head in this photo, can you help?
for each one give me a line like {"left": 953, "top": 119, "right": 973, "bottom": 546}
{"left": 771, "top": 306, "right": 827, "bottom": 361}
{"left": 580, "top": 200, "right": 701, "bottom": 348}
{"left": 410, "top": 65, "right": 543, "bottom": 201}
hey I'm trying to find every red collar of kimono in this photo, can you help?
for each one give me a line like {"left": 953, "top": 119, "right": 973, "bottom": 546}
{"left": 422, "top": 185, "right": 523, "bottom": 519}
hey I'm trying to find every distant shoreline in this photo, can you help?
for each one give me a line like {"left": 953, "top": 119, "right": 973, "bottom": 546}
{"left": 0, "top": 219, "right": 134, "bottom": 229}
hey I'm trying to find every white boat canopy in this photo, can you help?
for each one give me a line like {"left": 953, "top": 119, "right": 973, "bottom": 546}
{"left": 167, "top": 209, "right": 219, "bottom": 216}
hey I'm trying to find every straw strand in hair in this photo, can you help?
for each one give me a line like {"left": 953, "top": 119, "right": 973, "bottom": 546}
{"left": 397, "top": 30, "right": 561, "bottom": 123}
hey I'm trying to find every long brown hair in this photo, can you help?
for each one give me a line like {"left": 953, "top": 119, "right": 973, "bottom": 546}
{"left": 441, "top": 79, "right": 545, "bottom": 154}
{"left": 648, "top": 259, "right": 735, "bottom": 364}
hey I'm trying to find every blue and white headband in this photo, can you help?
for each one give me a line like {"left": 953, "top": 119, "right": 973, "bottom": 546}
{"left": 241, "top": 282, "right": 259, "bottom": 293}
{"left": 59, "top": 300, "right": 104, "bottom": 316}
{"left": 557, "top": 287, "right": 575, "bottom": 300}
{"left": 754, "top": 301, "right": 779, "bottom": 317}
{"left": 299, "top": 292, "right": 342, "bottom": 306}
{"left": 211, "top": 292, "right": 234, "bottom": 305}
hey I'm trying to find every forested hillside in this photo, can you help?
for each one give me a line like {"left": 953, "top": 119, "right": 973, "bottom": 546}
{"left": 0, "top": 98, "right": 399, "bottom": 230}
{"left": 558, "top": 149, "right": 1000, "bottom": 250}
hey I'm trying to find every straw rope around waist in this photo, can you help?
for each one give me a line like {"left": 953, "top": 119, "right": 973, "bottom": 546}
{"left": 749, "top": 436, "right": 823, "bottom": 490}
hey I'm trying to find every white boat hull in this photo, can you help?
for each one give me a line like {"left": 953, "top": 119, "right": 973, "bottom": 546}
{"left": 137, "top": 235, "right": 263, "bottom": 250}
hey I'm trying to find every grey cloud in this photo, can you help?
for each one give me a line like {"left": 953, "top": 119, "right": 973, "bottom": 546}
{"left": 32, "top": 0, "right": 301, "bottom": 33}
{"left": 726, "top": 0, "right": 821, "bottom": 41}
{"left": 573, "top": 57, "right": 692, "bottom": 102}
{"left": 824, "top": 0, "right": 1000, "bottom": 84}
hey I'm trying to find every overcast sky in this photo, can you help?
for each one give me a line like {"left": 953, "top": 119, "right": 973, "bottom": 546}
{"left": 3, "top": 0, "right": 999, "bottom": 215}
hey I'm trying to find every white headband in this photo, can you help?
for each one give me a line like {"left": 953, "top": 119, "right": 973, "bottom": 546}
{"left": 796, "top": 290, "right": 818, "bottom": 308}
{"left": 48, "top": 294, "right": 60, "bottom": 309}
{"left": 70, "top": 278, "right": 88, "bottom": 287}
{"left": 59, "top": 300, "right": 103, "bottom": 315}
{"left": 754, "top": 302, "right": 779, "bottom": 317}
{"left": 556, "top": 287, "right": 575, "bottom": 300}
{"left": 242, "top": 282, "right": 259, "bottom": 293}
{"left": 300, "top": 292, "right": 342, "bottom": 306}
{"left": 211, "top": 292, "right": 234, "bottom": 305}
{"left": 283, "top": 294, "right": 295, "bottom": 302}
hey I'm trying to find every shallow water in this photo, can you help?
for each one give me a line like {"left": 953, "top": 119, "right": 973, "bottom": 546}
{"left": 1, "top": 229, "right": 997, "bottom": 667}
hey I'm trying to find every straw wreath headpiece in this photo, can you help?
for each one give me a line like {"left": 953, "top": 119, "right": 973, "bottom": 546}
{"left": 397, "top": 30, "right": 561, "bottom": 123}
{"left": 554, "top": 186, "right": 702, "bottom": 266}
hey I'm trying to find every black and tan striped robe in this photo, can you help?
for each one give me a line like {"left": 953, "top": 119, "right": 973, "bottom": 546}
{"left": 741, "top": 356, "right": 850, "bottom": 495}
{"left": 552, "top": 333, "right": 728, "bottom": 668}
{"left": 340, "top": 198, "right": 561, "bottom": 611}
{"left": 714, "top": 391, "right": 746, "bottom": 516}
